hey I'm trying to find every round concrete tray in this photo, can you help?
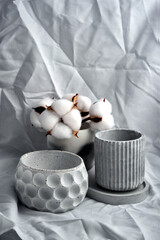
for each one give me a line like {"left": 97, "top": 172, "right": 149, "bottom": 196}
{"left": 87, "top": 167, "right": 150, "bottom": 205}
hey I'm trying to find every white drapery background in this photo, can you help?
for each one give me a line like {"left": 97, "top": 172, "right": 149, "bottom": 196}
{"left": 0, "top": 0, "right": 160, "bottom": 239}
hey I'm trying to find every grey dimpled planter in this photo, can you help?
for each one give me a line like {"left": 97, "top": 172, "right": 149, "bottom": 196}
{"left": 95, "top": 129, "right": 145, "bottom": 191}
{"left": 15, "top": 150, "right": 88, "bottom": 213}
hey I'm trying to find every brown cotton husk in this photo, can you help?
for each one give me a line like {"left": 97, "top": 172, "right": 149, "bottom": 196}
{"left": 81, "top": 111, "right": 89, "bottom": 117}
{"left": 72, "top": 105, "right": 79, "bottom": 110}
{"left": 33, "top": 106, "right": 46, "bottom": 114}
{"left": 46, "top": 106, "right": 53, "bottom": 111}
{"left": 90, "top": 116, "right": 102, "bottom": 122}
{"left": 46, "top": 130, "right": 52, "bottom": 136}
{"left": 72, "top": 130, "right": 79, "bottom": 138}
{"left": 72, "top": 93, "right": 79, "bottom": 104}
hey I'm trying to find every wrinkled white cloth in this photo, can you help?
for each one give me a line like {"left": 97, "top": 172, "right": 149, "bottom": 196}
{"left": 0, "top": 0, "right": 160, "bottom": 239}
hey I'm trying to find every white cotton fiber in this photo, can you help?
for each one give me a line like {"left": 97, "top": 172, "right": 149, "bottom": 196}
{"left": 89, "top": 99, "right": 112, "bottom": 117}
{"left": 51, "top": 99, "right": 73, "bottom": 117}
{"left": 104, "top": 99, "right": 112, "bottom": 114}
{"left": 62, "top": 93, "right": 75, "bottom": 101}
{"left": 39, "top": 110, "right": 59, "bottom": 131}
{"left": 38, "top": 97, "right": 55, "bottom": 108}
{"left": 30, "top": 109, "right": 41, "bottom": 128}
{"left": 89, "top": 101, "right": 103, "bottom": 117}
{"left": 51, "top": 122, "right": 72, "bottom": 139}
{"left": 63, "top": 93, "right": 92, "bottom": 112}
{"left": 90, "top": 114, "right": 114, "bottom": 130}
{"left": 77, "top": 95, "right": 92, "bottom": 112}
{"left": 63, "top": 108, "right": 81, "bottom": 131}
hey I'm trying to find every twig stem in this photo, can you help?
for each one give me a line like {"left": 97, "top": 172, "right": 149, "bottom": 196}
{"left": 82, "top": 117, "right": 91, "bottom": 123}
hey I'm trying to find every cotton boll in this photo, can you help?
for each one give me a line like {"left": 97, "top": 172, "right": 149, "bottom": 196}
{"left": 30, "top": 109, "right": 41, "bottom": 128}
{"left": 102, "top": 114, "right": 115, "bottom": 129}
{"left": 63, "top": 108, "right": 82, "bottom": 131}
{"left": 77, "top": 95, "right": 92, "bottom": 112}
{"left": 38, "top": 97, "right": 55, "bottom": 108}
{"left": 89, "top": 101, "right": 103, "bottom": 118}
{"left": 89, "top": 99, "right": 112, "bottom": 118}
{"left": 62, "top": 93, "right": 75, "bottom": 101}
{"left": 63, "top": 93, "right": 92, "bottom": 112}
{"left": 104, "top": 99, "right": 112, "bottom": 114}
{"left": 39, "top": 110, "right": 60, "bottom": 131}
{"left": 51, "top": 122, "right": 72, "bottom": 139}
{"left": 51, "top": 99, "right": 74, "bottom": 117}
{"left": 90, "top": 114, "right": 114, "bottom": 131}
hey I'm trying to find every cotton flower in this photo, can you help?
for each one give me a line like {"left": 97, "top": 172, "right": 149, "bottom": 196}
{"left": 77, "top": 95, "right": 92, "bottom": 112}
{"left": 30, "top": 97, "right": 55, "bottom": 128}
{"left": 89, "top": 98, "right": 114, "bottom": 131}
{"left": 89, "top": 98, "right": 112, "bottom": 117}
{"left": 39, "top": 109, "right": 60, "bottom": 131}
{"left": 63, "top": 93, "right": 92, "bottom": 111}
{"left": 63, "top": 107, "right": 82, "bottom": 132}
{"left": 62, "top": 93, "right": 75, "bottom": 101}
{"left": 30, "top": 109, "right": 42, "bottom": 128}
{"left": 38, "top": 97, "right": 55, "bottom": 108}
{"left": 51, "top": 122, "right": 72, "bottom": 139}
{"left": 51, "top": 99, "right": 74, "bottom": 117}
{"left": 63, "top": 93, "right": 92, "bottom": 117}
{"left": 90, "top": 114, "right": 114, "bottom": 130}
{"left": 30, "top": 94, "right": 114, "bottom": 139}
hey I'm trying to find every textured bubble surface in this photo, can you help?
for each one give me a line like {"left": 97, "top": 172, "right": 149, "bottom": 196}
{"left": 26, "top": 184, "right": 37, "bottom": 198}
{"left": 69, "top": 184, "right": 80, "bottom": 198}
{"left": 61, "top": 173, "right": 74, "bottom": 187}
{"left": 22, "top": 170, "right": 32, "bottom": 183}
{"left": 33, "top": 173, "right": 45, "bottom": 187}
{"left": 16, "top": 180, "right": 25, "bottom": 193}
{"left": 33, "top": 198, "right": 45, "bottom": 210}
{"left": 81, "top": 181, "right": 88, "bottom": 194}
{"left": 54, "top": 187, "right": 68, "bottom": 200}
{"left": 82, "top": 167, "right": 88, "bottom": 180}
{"left": 61, "top": 198, "right": 73, "bottom": 209}
{"left": 16, "top": 166, "right": 23, "bottom": 179}
{"left": 23, "top": 195, "right": 32, "bottom": 207}
{"left": 47, "top": 174, "right": 60, "bottom": 188}
{"left": 38, "top": 187, "right": 53, "bottom": 200}
{"left": 46, "top": 200, "right": 60, "bottom": 211}
{"left": 74, "top": 171, "right": 83, "bottom": 184}
{"left": 73, "top": 194, "right": 84, "bottom": 207}
{"left": 15, "top": 163, "right": 88, "bottom": 213}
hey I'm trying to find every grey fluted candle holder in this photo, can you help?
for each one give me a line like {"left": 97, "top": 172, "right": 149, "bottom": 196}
{"left": 95, "top": 129, "right": 145, "bottom": 191}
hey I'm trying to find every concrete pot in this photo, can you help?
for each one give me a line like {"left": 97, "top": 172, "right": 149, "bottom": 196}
{"left": 47, "top": 123, "right": 95, "bottom": 170}
{"left": 95, "top": 129, "right": 145, "bottom": 191}
{"left": 15, "top": 150, "right": 88, "bottom": 213}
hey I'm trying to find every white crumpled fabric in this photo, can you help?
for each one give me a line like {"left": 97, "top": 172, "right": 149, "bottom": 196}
{"left": 0, "top": 0, "right": 160, "bottom": 239}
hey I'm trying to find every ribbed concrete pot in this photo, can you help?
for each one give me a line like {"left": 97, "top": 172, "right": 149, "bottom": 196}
{"left": 95, "top": 129, "right": 145, "bottom": 191}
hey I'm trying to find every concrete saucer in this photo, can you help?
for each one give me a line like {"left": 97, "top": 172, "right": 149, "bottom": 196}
{"left": 87, "top": 167, "right": 149, "bottom": 205}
